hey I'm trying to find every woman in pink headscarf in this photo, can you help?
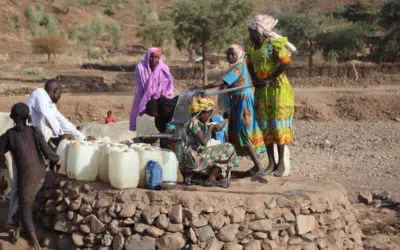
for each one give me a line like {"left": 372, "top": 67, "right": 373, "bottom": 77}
{"left": 130, "top": 47, "right": 174, "bottom": 131}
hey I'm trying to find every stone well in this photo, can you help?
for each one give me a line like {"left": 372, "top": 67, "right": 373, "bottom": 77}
{"left": 35, "top": 173, "right": 362, "bottom": 250}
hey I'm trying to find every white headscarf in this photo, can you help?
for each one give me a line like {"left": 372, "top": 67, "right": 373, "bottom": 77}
{"left": 228, "top": 44, "right": 245, "bottom": 63}
{"left": 248, "top": 15, "right": 297, "bottom": 54}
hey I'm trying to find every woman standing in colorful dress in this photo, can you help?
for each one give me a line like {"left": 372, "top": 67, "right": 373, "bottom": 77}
{"left": 130, "top": 47, "right": 174, "bottom": 131}
{"left": 182, "top": 96, "right": 239, "bottom": 187}
{"left": 196, "top": 44, "right": 266, "bottom": 179}
{"left": 243, "top": 15, "right": 296, "bottom": 177}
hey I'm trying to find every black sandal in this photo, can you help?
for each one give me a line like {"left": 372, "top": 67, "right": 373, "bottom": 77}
{"left": 204, "top": 180, "right": 231, "bottom": 188}
{"left": 8, "top": 226, "right": 20, "bottom": 245}
{"left": 245, "top": 166, "right": 258, "bottom": 176}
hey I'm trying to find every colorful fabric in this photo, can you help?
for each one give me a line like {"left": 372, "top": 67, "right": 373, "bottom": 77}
{"left": 189, "top": 96, "right": 215, "bottom": 114}
{"left": 129, "top": 48, "right": 174, "bottom": 131}
{"left": 210, "top": 115, "right": 226, "bottom": 143}
{"left": 182, "top": 118, "right": 239, "bottom": 176}
{"left": 223, "top": 60, "right": 266, "bottom": 155}
{"left": 244, "top": 37, "right": 294, "bottom": 145}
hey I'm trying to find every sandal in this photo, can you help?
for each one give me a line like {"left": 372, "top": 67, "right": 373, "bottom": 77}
{"left": 204, "top": 180, "right": 231, "bottom": 188}
{"left": 251, "top": 171, "right": 268, "bottom": 184}
{"left": 8, "top": 226, "right": 20, "bottom": 245}
{"left": 245, "top": 166, "right": 258, "bottom": 176}
{"left": 274, "top": 169, "right": 284, "bottom": 177}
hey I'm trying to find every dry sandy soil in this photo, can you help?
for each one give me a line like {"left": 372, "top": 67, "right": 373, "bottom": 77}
{"left": 0, "top": 85, "right": 399, "bottom": 249}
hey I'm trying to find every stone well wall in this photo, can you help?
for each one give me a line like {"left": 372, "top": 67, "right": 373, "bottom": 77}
{"left": 35, "top": 173, "right": 362, "bottom": 250}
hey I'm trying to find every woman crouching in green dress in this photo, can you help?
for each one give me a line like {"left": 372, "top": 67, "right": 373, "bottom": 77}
{"left": 182, "top": 95, "right": 239, "bottom": 187}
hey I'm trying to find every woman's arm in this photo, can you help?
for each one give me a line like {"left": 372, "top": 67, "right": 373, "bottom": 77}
{"left": 196, "top": 124, "right": 214, "bottom": 146}
{"left": 191, "top": 81, "right": 224, "bottom": 91}
{"left": 268, "top": 64, "right": 289, "bottom": 80}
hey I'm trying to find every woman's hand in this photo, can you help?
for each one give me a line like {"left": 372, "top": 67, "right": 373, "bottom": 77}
{"left": 207, "top": 123, "right": 216, "bottom": 133}
{"left": 253, "top": 78, "right": 273, "bottom": 87}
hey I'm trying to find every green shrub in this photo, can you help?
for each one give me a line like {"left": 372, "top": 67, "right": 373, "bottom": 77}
{"left": 106, "top": 0, "right": 113, "bottom": 9}
{"left": 89, "top": 15, "right": 105, "bottom": 37}
{"left": 104, "top": 8, "right": 114, "bottom": 16}
{"left": 110, "top": 22, "right": 122, "bottom": 47}
{"left": 137, "top": 21, "right": 172, "bottom": 47}
{"left": 73, "top": 0, "right": 90, "bottom": 5}
{"left": 67, "top": 23, "right": 78, "bottom": 40}
{"left": 43, "top": 15, "right": 61, "bottom": 34}
{"left": 24, "top": 67, "right": 43, "bottom": 76}
{"left": 8, "top": 15, "right": 20, "bottom": 31}
{"left": 78, "top": 24, "right": 94, "bottom": 47}
{"left": 24, "top": 4, "right": 62, "bottom": 36}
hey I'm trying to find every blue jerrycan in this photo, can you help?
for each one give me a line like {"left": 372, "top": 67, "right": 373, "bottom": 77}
{"left": 145, "top": 160, "right": 163, "bottom": 190}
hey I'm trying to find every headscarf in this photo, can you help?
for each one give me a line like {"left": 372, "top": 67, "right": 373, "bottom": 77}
{"left": 129, "top": 47, "right": 174, "bottom": 131}
{"left": 248, "top": 15, "right": 297, "bottom": 54}
{"left": 189, "top": 95, "right": 215, "bottom": 114}
{"left": 228, "top": 44, "right": 245, "bottom": 63}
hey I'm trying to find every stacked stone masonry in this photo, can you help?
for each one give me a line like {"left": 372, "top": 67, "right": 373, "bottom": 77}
{"left": 35, "top": 173, "right": 362, "bottom": 250}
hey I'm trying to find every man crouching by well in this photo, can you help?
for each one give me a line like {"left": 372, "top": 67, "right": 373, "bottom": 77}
{"left": 27, "top": 78, "right": 95, "bottom": 147}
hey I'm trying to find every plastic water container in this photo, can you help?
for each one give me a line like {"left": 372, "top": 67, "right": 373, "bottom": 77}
{"left": 146, "top": 160, "right": 162, "bottom": 190}
{"left": 109, "top": 148, "right": 140, "bottom": 189}
{"left": 134, "top": 146, "right": 164, "bottom": 188}
{"left": 161, "top": 150, "right": 178, "bottom": 183}
{"left": 56, "top": 139, "right": 72, "bottom": 175}
{"left": 98, "top": 143, "right": 128, "bottom": 182}
{"left": 273, "top": 144, "right": 291, "bottom": 177}
{"left": 136, "top": 114, "right": 159, "bottom": 137}
{"left": 67, "top": 141, "right": 100, "bottom": 181}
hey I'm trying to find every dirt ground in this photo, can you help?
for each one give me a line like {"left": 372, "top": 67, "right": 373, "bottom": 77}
{"left": 0, "top": 85, "right": 399, "bottom": 249}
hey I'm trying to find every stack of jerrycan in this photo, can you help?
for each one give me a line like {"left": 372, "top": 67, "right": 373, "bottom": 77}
{"left": 57, "top": 138, "right": 183, "bottom": 189}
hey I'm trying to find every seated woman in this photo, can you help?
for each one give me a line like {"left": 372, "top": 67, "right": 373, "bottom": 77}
{"left": 144, "top": 95, "right": 179, "bottom": 150}
{"left": 182, "top": 95, "right": 239, "bottom": 188}
{"left": 130, "top": 47, "right": 174, "bottom": 131}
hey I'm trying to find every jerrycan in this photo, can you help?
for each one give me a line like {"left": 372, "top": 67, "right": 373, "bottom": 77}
{"left": 134, "top": 146, "right": 164, "bottom": 188}
{"left": 67, "top": 141, "right": 100, "bottom": 181}
{"left": 145, "top": 160, "right": 162, "bottom": 190}
{"left": 161, "top": 150, "right": 178, "bottom": 183}
{"left": 109, "top": 148, "right": 140, "bottom": 189}
{"left": 56, "top": 139, "right": 72, "bottom": 175}
{"left": 98, "top": 143, "right": 128, "bottom": 183}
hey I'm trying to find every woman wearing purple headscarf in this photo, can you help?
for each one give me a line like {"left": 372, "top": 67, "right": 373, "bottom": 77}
{"left": 130, "top": 48, "right": 174, "bottom": 131}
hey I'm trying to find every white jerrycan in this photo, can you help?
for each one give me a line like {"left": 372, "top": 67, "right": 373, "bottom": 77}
{"left": 273, "top": 144, "right": 291, "bottom": 176}
{"left": 136, "top": 114, "right": 159, "bottom": 137}
{"left": 67, "top": 141, "right": 100, "bottom": 181}
{"left": 131, "top": 144, "right": 163, "bottom": 188}
{"left": 109, "top": 148, "right": 140, "bottom": 189}
{"left": 98, "top": 143, "right": 127, "bottom": 183}
{"left": 56, "top": 139, "right": 73, "bottom": 175}
{"left": 161, "top": 150, "right": 178, "bottom": 183}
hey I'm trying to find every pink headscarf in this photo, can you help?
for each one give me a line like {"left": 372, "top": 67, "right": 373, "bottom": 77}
{"left": 129, "top": 47, "right": 174, "bottom": 131}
